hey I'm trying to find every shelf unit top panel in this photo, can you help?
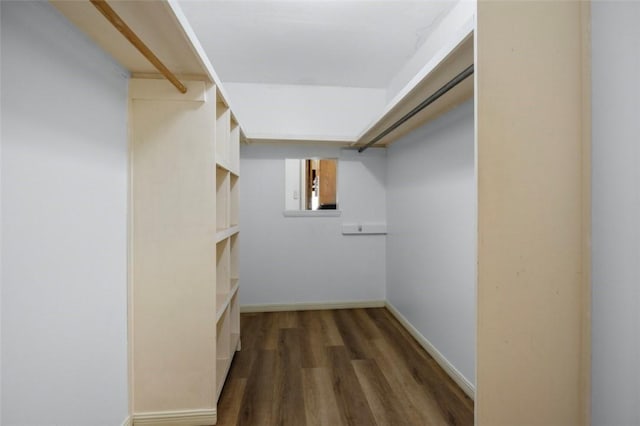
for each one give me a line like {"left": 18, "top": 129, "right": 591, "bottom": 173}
{"left": 49, "top": 0, "right": 244, "bottom": 128}
{"left": 50, "top": 0, "right": 204, "bottom": 76}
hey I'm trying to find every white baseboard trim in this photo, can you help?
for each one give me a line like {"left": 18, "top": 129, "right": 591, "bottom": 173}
{"left": 384, "top": 301, "right": 476, "bottom": 400}
{"left": 132, "top": 409, "right": 216, "bottom": 425}
{"left": 240, "top": 300, "right": 385, "bottom": 313}
{"left": 121, "top": 416, "right": 132, "bottom": 426}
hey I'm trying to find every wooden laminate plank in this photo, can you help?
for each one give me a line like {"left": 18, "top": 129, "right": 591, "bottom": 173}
{"left": 277, "top": 310, "right": 299, "bottom": 329}
{"left": 352, "top": 359, "right": 410, "bottom": 426}
{"left": 351, "top": 308, "right": 383, "bottom": 340}
{"left": 309, "top": 310, "right": 344, "bottom": 346}
{"left": 369, "top": 308, "right": 426, "bottom": 355}
{"left": 302, "top": 367, "right": 345, "bottom": 426}
{"left": 243, "top": 312, "right": 278, "bottom": 351}
{"left": 259, "top": 312, "right": 280, "bottom": 351}
{"left": 299, "top": 310, "right": 330, "bottom": 368}
{"left": 216, "top": 378, "right": 247, "bottom": 426}
{"left": 332, "top": 309, "right": 373, "bottom": 361}
{"left": 318, "top": 309, "right": 345, "bottom": 346}
{"left": 227, "top": 347, "right": 255, "bottom": 380}
{"left": 237, "top": 350, "right": 276, "bottom": 426}
{"left": 272, "top": 328, "right": 306, "bottom": 425}
{"left": 235, "top": 313, "right": 259, "bottom": 350}
{"left": 226, "top": 315, "right": 258, "bottom": 380}
{"left": 327, "top": 345, "right": 377, "bottom": 426}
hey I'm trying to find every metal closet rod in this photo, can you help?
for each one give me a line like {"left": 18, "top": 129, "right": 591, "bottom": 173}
{"left": 90, "top": 0, "right": 187, "bottom": 94}
{"left": 358, "top": 64, "right": 475, "bottom": 153}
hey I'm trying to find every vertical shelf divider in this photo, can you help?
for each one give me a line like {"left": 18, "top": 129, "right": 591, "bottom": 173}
{"left": 216, "top": 308, "right": 231, "bottom": 397}
{"left": 216, "top": 238, "right": 231, "bottom": 315}
{"left": 216, "top": 102, "right": 230, "bottom": 168}
{"left": 230, "top": 120, "right": 240, "bottom": 173}
{"left": 216, "top": 166, "right": 230, "bottom": 232}
{"left": 230, "top": 174, "right": 239, "bottom": 227}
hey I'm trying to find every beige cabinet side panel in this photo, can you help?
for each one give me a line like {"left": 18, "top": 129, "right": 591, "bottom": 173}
{"left": 131, "top": 80, "right": 217, "bottom": 412}
{"left": 476, "top": 1, "right": 590, "bottom": 425}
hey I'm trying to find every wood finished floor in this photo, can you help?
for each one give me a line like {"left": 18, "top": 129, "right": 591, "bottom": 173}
{"left": 217, "top": 308, "right": 474, "bottom": 426}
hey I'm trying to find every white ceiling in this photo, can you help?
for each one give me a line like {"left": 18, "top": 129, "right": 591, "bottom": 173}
{"left": 178, "top": 0, "right": 457, "bottom": 88}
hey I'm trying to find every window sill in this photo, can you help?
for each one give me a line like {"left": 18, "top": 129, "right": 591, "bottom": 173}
{"left": 283, "top": 210, "right": 342, "bottom": 217}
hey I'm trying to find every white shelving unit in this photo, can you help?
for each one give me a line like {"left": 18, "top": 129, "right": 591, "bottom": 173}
{"left": 128, "top": 79, "right": 242, "bottom": 421}
{"left": 214, "top": 102, "right": 241, "bottom": 402}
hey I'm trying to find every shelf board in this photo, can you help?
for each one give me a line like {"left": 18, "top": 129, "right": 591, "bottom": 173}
{"left": 244, "top": 133, "right": 353, "bottom": 145}
{"left": 230, "top": 279, "right": 239, "bottom": 295}
{"left": 215, "top": 293, "right": 227, "bottom": 318}
{"left": 216, "top": 159, "right": 238, "bottom": 176}
{"left": 50, "top": 0, "right": 204, "bottom": 77}
{"left": 51, "top": 0, "right": 247, "bottom": 139}
{"left": 216, "top": 280, "right": 240, "bottom": 323}
{"left": 49, "top": 1, "right": 230, "bottom": 101}
{"left": 216, "top": 226, "right": 239, "bottom": 243}
{"left": 216, "top": 159, "right": 230, "bottom": 172}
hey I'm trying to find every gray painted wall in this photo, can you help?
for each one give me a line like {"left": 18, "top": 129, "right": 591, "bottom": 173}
{"left": 239, "top": 144, "right": 387, "bottom": 307}
{"left": 386, "top": 100, "right": 476, "bottom": 388}
{"left": 1, "top": 2, "right": 129, "bottom": 424}
{"left": 591, "top": 2, "right": 640, "bottom": 424}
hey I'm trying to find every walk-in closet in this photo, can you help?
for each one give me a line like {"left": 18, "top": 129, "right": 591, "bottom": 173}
{"left": 3, "top": 1, "right": 639, "bottom": 425}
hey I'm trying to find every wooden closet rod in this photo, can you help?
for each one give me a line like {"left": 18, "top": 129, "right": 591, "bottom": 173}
{"left": 90, "top": 0, "right": 187, "bottom": 94}
{"left": 358, "top": 64, "right": 474, "bottom": 153}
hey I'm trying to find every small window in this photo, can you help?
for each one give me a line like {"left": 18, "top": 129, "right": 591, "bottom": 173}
{"left": 284, "top": 158, "right": 339, "bottom": 215}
